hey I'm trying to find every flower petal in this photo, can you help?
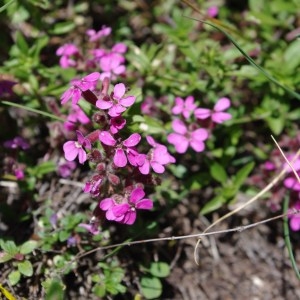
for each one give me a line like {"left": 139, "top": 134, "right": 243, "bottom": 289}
{"left": 63, "top": 141, "right": 78, "bottom": 161}
{"left": 96, "top": 99, "right": 113, "bottom": 109}
{"left": 113, "top": 83, "right": 126, "bottom": 100}
{"left": 172, "top": 119, "right": 187, "bottom": 135}
{"left": 77, "top": 149, "right": 87, "bottom": 164}
{"left": 122, "top": 210, "right": 136, "bottom": 225}
{"left": 191, "top": 128, "right": 209, "bottom": 141}
{"left": 113, "top": 203, "right": 130, "bottom": 217}
{"left": 114, "top": 148, "right": 127, "bottom": 167}
{"left": 130, "top": 188, "right": 145, "bottom": 203}
{"left": 119, "top": 95, "right": 135, "bottom": 107}
{"left": 99, "top": 198, "right": 114, "bottom": 210}
{"left": 123, "top": 133, "right": 141, "bottom": 147}
{"left": 167, "top": 133, "right": 189, "bottom": 154}
{"left": 99, "top": 131, "right": 116, "bottom": 146}
{"left": 211, "top": 112, "right": 232, "bottom": 124}
{"left": 151, "top": 162, "right": 165, "bottom": 173}
{"left": 214, "top": 97, "right": 231, "bottom": 111}
{"left": 194, "top": 108, "right": 211, "bottom": 119}
{"left": 83, "top": 72, "right": 100, "bottom": 82}
{"left": 136, "top": 199, "right": 153, "bottom": 210}
{"left": 190, "top": 140, "right": 205, "bottom": 152}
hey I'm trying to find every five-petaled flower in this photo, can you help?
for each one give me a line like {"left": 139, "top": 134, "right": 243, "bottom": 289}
{"left": 194, "top": 97, "right": 232, "bottom": 124}
{"left": 63, "top": 130, "right": 92, "bottom": 164}
{"left": 56, "top": 43, "right": 80, "bottom": 68}
{"left": 172, "top": 96, "right": 197, "bottom": 119}
{"left": 99, "top": 131, "right": 141, "bottom": 167}
{"left": 99, "top": 188, "right": 153, "bottom": 225}
{"left": 167, "top": 119, "right": 208, "bottom": 153}
{"left": 139, "top": 136, "right": 175, "bottom": 175}
{"left": 96, "top": 83, "right": 135, "bottom": 117}
{"left": 61, "top": 72, "right": 100, "bottom": 105}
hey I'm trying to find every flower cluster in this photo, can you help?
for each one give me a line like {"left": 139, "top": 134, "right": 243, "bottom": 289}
{"left": 58, "top": 33, "right": 175, "bottom": 232}
{"left": 167, "top": 96, "right": 232, "bottom": 154}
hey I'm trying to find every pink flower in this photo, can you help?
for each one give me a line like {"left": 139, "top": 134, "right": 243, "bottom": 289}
{"left": 63, "top": 130, "right": 92, "bottom": 164}
{"left": 96, "top": 83, "right": 135, "bottom": 117}
{"left": 167, "top": 119, "right": 208, "bottom": 153}
{"left": 83, "top": 175, "right": 103, "bottom": 197}
{"left": 139, "top": 136, "right": 175, "bottom": 175}
{"left": 56, "top": 43, "right": 80, "bottom": 68}
{"left": 110, "top": 116, "right": 126, "bottom": 134}
{"left": 194, "top": 97, "right": 232, "bottom": 124}
{"left": 61, "top": 72, "right": 100, "bottom": 105}
{"left": 4, "top": 137, "right": 29, "bottom": 150}
{"left": 79, "top": 223, "right": 101, "bottom": 235}
{"left": 172, "top": 96, "right": 197, "bottom": 119}
{"left": 288, "top": 201, "right": 300, "bottom": 231}
{"left": 99, "top": 131, "right": 141, "bottom": 167}
{"left": 99, "top": 188, "right": 153, "bottom": 225}
{"left": 64, "top": 105, "right": 90, "bottom": 131}
{"left": 57, "top": 160, "right": 76, "bottom": 178}
{"left": 86, "top": 26, "right": 112, "bottom": 42}
{"left": 284, "top": 176, "right": 300, "bottom": 191}
{"left": 207, "top": 6, "right": 219, "bottom": 18}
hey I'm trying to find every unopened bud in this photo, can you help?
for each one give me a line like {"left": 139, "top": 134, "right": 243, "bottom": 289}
{"left": 108, "top": 173, "right": 120, "bottom": 186}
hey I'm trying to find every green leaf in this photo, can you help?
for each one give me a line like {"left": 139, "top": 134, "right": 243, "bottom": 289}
{"left": 1, "top": 101, "right": 66, "bottom": 122}
{"left": 209, "top": 162, "right": 228, "bottom": 184}
{"left": 19, "top": 240, "right": 38, "bottom": 255}
{"left": 92, "top": 284, "right": 106, "bottom": 297}
{"left": 0, "top": 0, "right": 15, "bottom": 12}
{"left": 233, "top": 162, "right": 255, "bottom": 188}
{"left": 0, "top": 240, "right": 18, "bottom": 256}
{"left": 49, "top": 21, "right": 76, "bottom": 35}
{"left": 200, "top": 195, "right": 225, "bottom": 215}
{"left": 58, "top": 231, "right": 70, "bottom": 242}
{"left": 8, "top": 270, "right": 21, "bottom": 286}
{"left": 15, "top": 31, "right": 29, "bottom": 54}
{"left": 29, "top": 161, "right": 56, "bottom": 178}
{"left": 283, "top": 40, "right": 300, "bottom": 72}
{"left": 0, "top": 252, "right": 14, "bottom": 263}
{"left": 141, "top": 277, "right": 162, "bottom": 299}
{"left": 149, "top": 262, "right": 170, "bottom": 278}
{"left": 44, "top": 279, "right": 65, "bottom": 300}
{"left": 18, "top": 260, "right": 33, "bottom": 277}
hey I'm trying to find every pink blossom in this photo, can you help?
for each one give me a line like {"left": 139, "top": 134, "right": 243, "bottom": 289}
{"left": 83, "top": 175, "right": 103, "bottom": 197}
{"left": 64, "top": 105, "right": 90, "bottom": 131}
{"left": 99, "top": 131, "right": 141, "bottom": 167}
{"left": 167, "top": 119, "right": 208, "bottom": 153}
{"left": 57, "top": 160, "right": 76, "bottom": 178}
{"left": 194, "top": 97, "right": 232, "bottom": 124}
{"left": 96, "top": 83, "right": 135, "bottom": 117}
{"left": 14, "top": 168, "right": 25, "bottom": 180}
{"left": 288, "top": 201, "right": 300, "bottom": 231}
{"left": 139, "top": 136, "right": 175, "bottom": 175}
{"left": 86, "top": 26, "right": 112, "bottom": 42}
{"left": 63, "top": 130, "right": 92, "bottom": 164}
{"left": 79, "top": 223, "right": 101, "bottom": 235}
{"left": 110, "top": 116, "right": 126, "bottom": 134}
{"left": 264, "top": 161, "right": 276, "bottom": 171}
{"left": 99, "top": 188, "right": 153, "bottom": 225}
{"left": 61, "top": 72, "right": 100, "bottom": 105}
{"left": 284, "top": 176, "right": 300, "bottom": 191}
{"left": 207, "top": 6, "right": 219, "bottom": 18}
{"left": 172, "top": 96, "right": 197, "bottom": 119}
{"left": 56, "top": 43, "right": 80, "bottom": 68}
{"left": 4, "top": 137, "right": 29, "bottom": 150}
